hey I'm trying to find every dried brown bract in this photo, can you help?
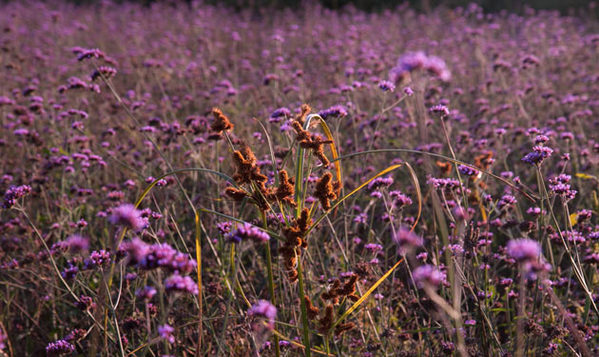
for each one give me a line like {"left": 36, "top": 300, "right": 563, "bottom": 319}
{"left": 322, "top": 273, "right": 359, "bottom": 304}
{"left": 224, "top": 186, "right": 248, "bottom": 201}
{"left": 295, "top": 104, "right": 311, "bottom": 126}
{"left": 474, "top": 151, "right": 494, "bottom": 171}
{"left": 210, "top": 107, "right": 234, "bottom": 132}
{"left": 314, "top": 172, "right": 337, "bottom": 210}
{"left": 266, "top": 170, "right": 295, "bottom": 206}
{"left": 317, "top": 304, "right": 334, "bottom": 333}
{"left": 334, "top": 322, "right": 356, "bottom": 337}
{"left": 231, "top": 145, "right": 268, "bottom": 185}
{"left": 291, "top": 120, "right": 332, "bottom": 166}
{"left": 305, "top": 295, "right": 320, "bottom": 320}
{"left": 436, "top": 161, "right": 452, "bottom": 177}
{"left": 279, "top": 208, "right": 312, "bottom": 282}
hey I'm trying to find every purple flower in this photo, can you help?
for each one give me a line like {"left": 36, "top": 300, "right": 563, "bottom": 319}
{"left": 2, "top": 185, "right": 32, "bottom": 209}
{"left": 45, "top": 339, "right": 75, "bottom": 356}
{"left": 63, "top": 234, "right": 89, "bottom": 252}
{"left": 458, "top": 165, "right": 478, "bottom": 177}
{"left": 158, "top": 324, "right": 175, "bottom": 344}
{"left": 378, "top": 80, "right": 395, "bottom": 92}
{"left": 120, "top": 238, "right": 150, "bottom": 265}
{"left": 75, "top": 295, "right": 95, "bottom": 311}
{"left": 412, "top": 265, "right": 445, "bottom": 288}
{"left": 367, "top": 176, "right": 393, "bottom": 191}
{"left": 109, "top": 204, "right": 147, "bottom": 231}
{"left": 429, "top": 104, "right": 450, "bottom": 118}
{"left": 497, "top": 195, "right": 517, "bottom": 210}
{"left": 225, "top": 223, "right": 270, "bottom": 244}
{"left": 164, "top": 274, "right": 198, "bottom": 295}
{"left": 522, "top": 146, "right": 553, "bottom": 165}
{"left": 61, "top": 264, "right": 79, "bottom": 280}
{"left": 85, "top": 250, "right": 111, "bottom": 269}
{"left": 393, "top": 227, "right": 423, "bottom": 254}
{"left": 318, "top": 105, "right": 348, "bottom": 119}
{"left": 136, "top": 286, "right": 157, "bottom": 300}
{"left": 269, "top": 107, "right": 291, "bottom": 123}
{"left": 248, "top": 300, "right": 277, "bottom": 330}
{"left": 506, "top": 239, "right": 540, "bottom": 263}
{"left": 390, "top": 51, "right": 451, "bottom": 83}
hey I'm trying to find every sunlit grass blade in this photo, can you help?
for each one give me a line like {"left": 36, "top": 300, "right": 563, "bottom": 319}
{"left": 318, "top": 118, "right": 342, "bottom": 188}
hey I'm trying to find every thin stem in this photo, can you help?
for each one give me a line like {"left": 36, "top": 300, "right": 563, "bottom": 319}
{"left": 296, "top": 251, "right": 311, "bottom": 357}
{"left": 261, "top": 211, "right": 280, "bottom": 357}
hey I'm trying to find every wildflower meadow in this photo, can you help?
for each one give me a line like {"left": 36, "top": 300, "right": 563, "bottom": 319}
{"left": 1, "top": 1, "right": 599, "bottom": 356}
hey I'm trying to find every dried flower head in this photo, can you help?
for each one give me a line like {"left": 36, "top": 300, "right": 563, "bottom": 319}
{"left": 210, "top": 108, "right": 234, "bottom": 133}
{"left": 314, "top": 172, "right": 337, "bottom": 210}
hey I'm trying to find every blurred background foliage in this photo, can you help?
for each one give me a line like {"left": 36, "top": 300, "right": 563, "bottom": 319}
{"left": 56, "top": 0, "right": 599, "bottom": 15}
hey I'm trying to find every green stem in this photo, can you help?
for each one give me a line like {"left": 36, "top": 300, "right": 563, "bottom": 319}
{"left": 261, "top": 212, "right": 280, "bottom": 357}
{"left": 296, "top": 252, "right": 311, "bottom": 357}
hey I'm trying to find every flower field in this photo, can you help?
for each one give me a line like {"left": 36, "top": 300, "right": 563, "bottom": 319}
{"left": 1, "top": 1, "right": 599, "bottom": 356}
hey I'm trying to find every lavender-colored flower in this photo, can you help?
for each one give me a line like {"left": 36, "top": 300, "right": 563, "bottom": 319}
{"left": 2, "top": 185, "right": 32, "bottom": 209}
{"left": 458, "top": 165, "right": 478, "bottom": 177}
{"left": 506, "top": 239, "right": 540, "bottom": 263}
{"left": 378, "top": 80, "right": 395, "bottom": 92}
{"left": 109, "top": 204, "right": 147, "bottom": 231}
{"left": 75, "top": 295, "right": 95, "bottom": 311}
{"left": 497, "top": 195, "right": 517, "bottom": 210}
{"left": 364, "top": 243, "right": 383, "bottom": 252}
{"left": 76, "top": 48, "right": 105, "bottom": 61}
{"left": 45, "top": 339, "right": 75, "bottom": 356}
{"left": 367, "top": 176, "right": 393, "bottom": 191}
{"left": 120, "top": 238, "right": 150, "bottom": 265}
{"left": 85, "top": 250, "right": 111, "bottom": 269}
{"left": 269, "top": 107, "right": 291, "bottom": 123}
{"left": 225, "top": 223, "right": 270, "bottom": 244}
{"left": 390, "top": 190, "right": 412, "bottom": 208}
{"left": 390, "top": 51, "right": 451, "bottom": 83}
{"left": 393, "top": 227, "right": 423, "bottom": 254}
{"left": 136, "top": 286, "right": 157, "bottom": 300}
{"left": 521, "top": 145, "right": 553, "bottom": 165}
{"left": 318, "top": 105, "right": 348, "bottom": 119}
{"left": 248, "top": 300, "right": 277, "bottom": 330}
{"left": 90, "top": 66, "right": 117, "bottom": 81}
{"left": 61, "top": 264, "right": 79, "bottom": 280}
{"left": 63, "top": 234, "right": 89, "bottom": 252}
{"left": 412, "top": 265, "right": 445, "bottom": 288}
{"left": 158, "top": 324, "right": 175, "bottom": 344}
{"left": 429, "top": 104, "right": 450, "bottom": 118}
{"left": 164, "top": 274, "right": 198, "bottom": 295}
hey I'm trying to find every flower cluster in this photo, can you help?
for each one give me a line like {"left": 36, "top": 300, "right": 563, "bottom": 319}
{"left": 108, "top": 204, "right": 147, "bottom": 232}
{"left": 2, "top": 185, "right": 32, "bottom": 208}
{"left": 225, "top": 222, "right": 270, "bottom": 244}
{"left": 390, "top": 51, "right": 451, "bottom": 83}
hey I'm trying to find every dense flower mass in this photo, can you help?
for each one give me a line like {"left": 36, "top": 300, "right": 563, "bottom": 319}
{"left": 2, "top": 1, "right": 599, "bottom": 355}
